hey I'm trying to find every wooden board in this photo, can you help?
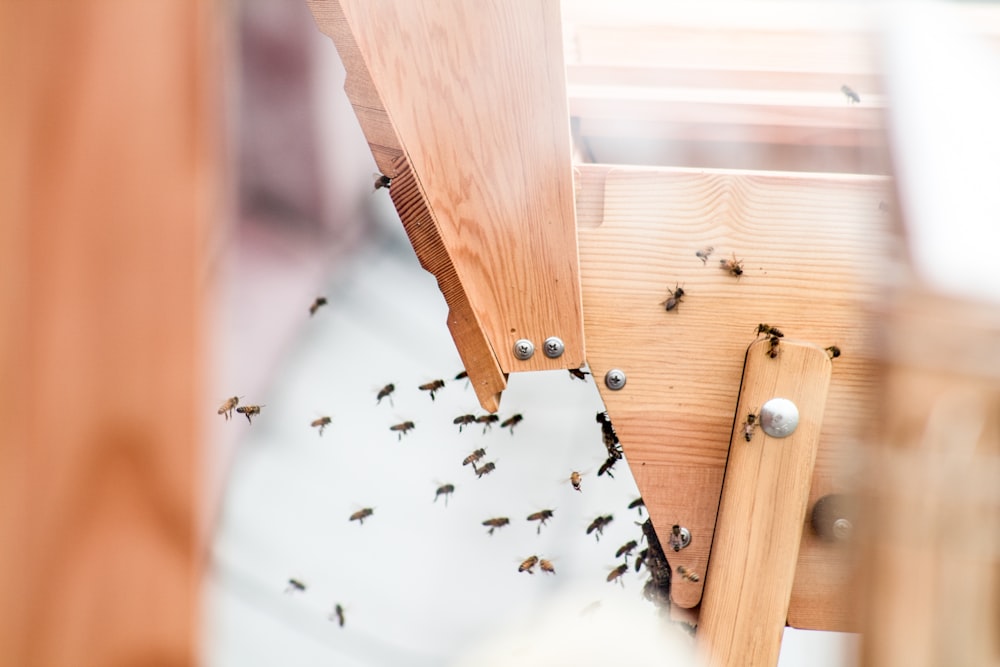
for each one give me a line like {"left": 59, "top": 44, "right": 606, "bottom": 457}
{"left": 576, "top": 164, "right": 891, "bottom": 626}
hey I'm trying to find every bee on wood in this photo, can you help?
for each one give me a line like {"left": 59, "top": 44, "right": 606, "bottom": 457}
{"left": 743, "top": 411, "right": 758, "bottom": 442}
{"left": 376, "top": 384, "right": 395, "bottom": 406}
{"left": 841, "top": 84, "right": 860, "bottom": 104}
{"left": 825, "top": 345, "right": 841, "bottom": 359}
{"left": 570, "top": 471, "right": 583, "bottom": 492}
{"left": 526, "top": 509, "right": 555, "bottom": 534}
{"left": 349, "top": 507, "right": 374, "bottom": 525}
{"left": 482, "top": 517, "right": 510, "bottom": 535}
{"left": 476, "top": 413, "right": 499, "bottom": 433}
{"left": 768, "top": 335, "right": 781, "bottom": 358}
{"left": 309, "top": 297, "right": 328, "bottom": 316}
{"left": 373, "top": 173, "right": 392, "bottom": 191}
{"left": 635, "top": 547, "right": 649, "bottom": 573}
{"left": 628, "top": 497, "right": 645, "bottom": 516}
{"left": 677, "top": 566, "right": 700, "bottom": 583}
{"left": 696, "top": 246, "right": 714, "bottom": 264}
{"left": 473, "top": 461, "right": 496, "bottom": 478}
{"left": 568, "top": 367, "right": 590, "bottom": 381}
{"left": 217, "top": 396, "right": 240, "bottom": 420}
{"left": 462, "top": 448, "right": 486, "bottom": 467}
{"left": 500, "top": 414, "right": 523, "bottom": 434}
{"left": 755, "top": 323, "right": 784, "bottom": 338}
{"left": 607, "top": 563, "right": 628, "bottom": 587}
{"left": 434, "top": 483, "right": 455, "bottom": 506}
{"left": 596, "top": 411, "right": 609, "bottom": 424}
{"left": 329, "top": 603, "right": 345, "bottom": 627}
{"left": 616, "top": 539, "right": 639, "bottom": 560}
{"left": 719, "top": 252, "right": 744, "bottom": 278}
{"left": 660, "top": 283, "right": 685, "bottom": 312}
{"left": 453, "top": 414, "right": 477, "bottom": 432}
{"left": 285, "top": 578, "right": 306, "bottom": 594}
{"left": 311, "top": 416, "right": 331, "bottom": 436}
{"left": 418, "top": 379, "right": 445, "bottom": 401}
{"left": 236, "top": 405, "right": 264, "bottom": 424}
{"left": 597, "top": 456, "right": 618, "bottom": 479}
{"left": 389, "top": 421, "right": 415, "bottom": 440}
{"left": 586, "top": 514, "right": 614, "bottom": 541}
{"left": 518, "top": 555, "right": 539, "bottom": 574}
{"left": 538, "top": 558, "right": 556, "bottom": 575}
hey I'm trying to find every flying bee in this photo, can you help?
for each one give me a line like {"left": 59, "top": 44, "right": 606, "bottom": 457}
{"left": 518, "top": 555, "right": 539, "bottom": 574}
{"left": 677, "top": 566, "right": 701, "bottom": 583}
{"left": 473, "top": 461, "right": 496, "bottom": 478}
{"left": 462, "top": 448, "right": 486, "bottom": 467}
{"left": 236, "top": 404, "right": 263, "bottom": 423}
{"left": 825, "top": 345, "right": 842, "bottom": 359}
{"left": 526, "top": 509, "right": 555, "bottom": 534}
{"left": 568, "top": 367, "right": 590, "bottom": 381}
{"left": 389, "top": 421, "right": 415, "bottom": 440}
{"left": 285, "top": 578, "right": 306, "bottom": 594}
{"left": 376, "top": 383, "right": 395, "bottom": 406}
{"left": 628, "top": 497, "right": 645, "bottom": 516}
{"left": 841, "top": 84, "right": 860, "bottom": 104}
{"left": 660, "top": 283, "right": 685, "bottom": 312}
{"left": 500, "top": 414, "right": 523, "bottom": 434}
{"left": 635, "top": 547, "right": 649, "bottom": 573}
{"left": 570, "top": 470, "right": 583, "bottom": 492}
{"left": 743, "top": 410, "right": 758, "bottom": 442}
{"left": 418, "top": 379, "right": 445, "bottom": 401}
{"left": 586, "top": 514, "right": 614, "bottom": 541}
{"left": 482, "top": 517, "right": 510, "bottom": 535}
{"left": 695, "top": 246, "right": 714, "bottom": 264}
{"left": 768, "top": 334, "right": 781, "bottom": 358}
{"left": 311, "top": 415, "right": 332, "bottom": 436}
{"left": 349, "top": 507, "right": 374, "bottom": 525}
{"left": 309, "top": 296, "right": 328, "bottom": 316}
{"left": 755, "top": 323, "right": 784, "bottom": 338}
{"left": 476, "top": 413, "right": 499, "bottom": 433}
{"left": 538, "top": 558, "right": 556, "bottom": 575}
{"left": 597, "top": 455, "right": 618, "bottom": 479}
{"left": 217, "top": 396, "right": 240, "bottom": 420}
{"left": 453, "top": 414, "right": 477, "bottom": 432}
{"left": 373, "top": 172, "right": 392, "bottom": 191}
{"left": 434, "top": 483, "right": 455, "bottom": 506}
{"left": 329, "top": 603, "right": 345, "bottom": 627}
{"left": 607, "top": 563, "right": 628, "bottom": 587}
{"left": 616, "top": 539, "right": 638, "bottom": 561}
{"left": 719, "top": 252, "right": 744, "bottom": 278}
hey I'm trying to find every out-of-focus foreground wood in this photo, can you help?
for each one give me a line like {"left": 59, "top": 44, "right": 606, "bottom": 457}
{"left": 0, "top": 2, "right": 216, "bottom": 665}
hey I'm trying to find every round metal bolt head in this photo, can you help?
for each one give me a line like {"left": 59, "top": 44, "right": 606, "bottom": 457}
{"left": 604, "top": 369, "right": 627, "bottom": 390}
{"left": 543, "top": 336, "right": 565, "bottom": 359}
{"left": 513, "top": 339, "right": 535, "bottom": 360}
{"left": 760, "top": 398, "right": 799, "bottom": 437}
{"left": 832, "top": 518, "right": 853, "bottom": 542}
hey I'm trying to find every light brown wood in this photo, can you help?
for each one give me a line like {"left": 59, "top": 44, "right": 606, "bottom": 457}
{"left": 0, "top": 1, "right": 212, "bottom": 664}
{"left": 698, "top": 339, "right": 831, "bottom": 667}
{"left": 306, "top": 0, "right": 586, "bottom": 409}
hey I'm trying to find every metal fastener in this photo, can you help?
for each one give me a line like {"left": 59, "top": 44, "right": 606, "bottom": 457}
{"left": 832, "top": 518, "right": 853, "bottom": 541}
{"left": 668, "top": 525, "right": 691, "bottom": 552}
{"left": 513, "top": 339, "right": 535, "bottom": 360}
{"left": 542, "top": 336, "right": 565, "bottom": 359}
{"left": 604, "top": 369, "right": 626, "bottom": 390}
{"left": 760, "top": 397, "right": 799, "bottom": 438}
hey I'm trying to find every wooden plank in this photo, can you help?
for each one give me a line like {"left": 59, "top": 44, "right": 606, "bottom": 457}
{"left": 576, "top": 164, "right": 890, "bottom": 621}
{"left": 0, "top": 1, "right": 211, "bottom": 664}
{"left": 698, "top": 339, "right": 831, "bottom": 667}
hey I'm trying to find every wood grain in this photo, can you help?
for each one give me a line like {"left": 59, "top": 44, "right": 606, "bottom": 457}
{"left": 698, "top": 340, "right": 831, "bottom": 667}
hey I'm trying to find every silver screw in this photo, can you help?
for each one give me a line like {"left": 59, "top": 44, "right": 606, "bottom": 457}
{"left": 543, "top": 336, "right": 565, "bottom": 359}
{"left": 760, "top": 397, "right": 799, "bottom": 438}
{"left": 604, "top": 369, "right": 626, "bottom": 390}
{"left": 513, "top": 339, "right": 535, "bottom": 360}
{"left": 832, "top": 518, "right": 853, "bottom": 542}
{"left": 668, "top": 525, "right": 692, "bottom": 551}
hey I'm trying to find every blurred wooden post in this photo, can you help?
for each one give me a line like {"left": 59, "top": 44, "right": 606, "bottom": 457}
{"left": 0, "top": 2, "right": 215, "bottom": 665}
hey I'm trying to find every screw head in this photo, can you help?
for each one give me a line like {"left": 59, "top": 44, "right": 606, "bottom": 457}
{"left": 832, "top": 518, "right": 853, "bottom": 542}
{"left": 760, "top": 397, "right": 799, "bottom": 438}
{"left": 604, "top": 369, "right": 627, "bottom": 390}
{"left": 543, "top": 336, "right": 565, "bottom": 359}
{"left": 513, "top": 339, "right": 535, "bottom": 360}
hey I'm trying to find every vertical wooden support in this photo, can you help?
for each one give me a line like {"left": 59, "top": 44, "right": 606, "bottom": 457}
{"left": 699, "top": 339, "right": 832, "bottom": 667}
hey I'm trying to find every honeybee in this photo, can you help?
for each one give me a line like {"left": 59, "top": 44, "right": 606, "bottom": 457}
{"left": 526, "top": 509, "right": 555, "bottom": 534}
{"left": 330, "top": 603, "right": 345, "bottom": 627}
{"left": 677, "top": 566, "right": 700, "bottom": 583}
{"left": 719, "top": 252, "right": 744, "bottom": 277}
{"left": 768, "top": 335, "right": 781, "bottom": 358}
{"left": 755, "top": 323, "right": 784, "bottom": 338}
{"left": 519, "top": 555, "right": 539, "bottom": 574}
{"left": 454, "top": 370, "right": 468, "bottom": 380}
{"left": 418, "top": 379, "right": 445, "bottom": 401}
{"left": 597, "top": 456, "right": 618, "bottom": 478}
{"left": 285, "top": 578, "right": 306, "bottom": 594}
{"left": 568, "top": 368, "right": 590, "bottom": 381}
{"left": 376, "top": 383, "right": 395, "bottom": 406}
{"left": 538, "top": 558, "right": 556, "bottom": 575}
{"left": 841, "top": 84, "right": 860, "bottom": 104}
{"left": 743, "top": 411, "right": 758, "bottom": 442}
{"left": 500, "top": 414, "right": 523, "bottom": 433}
{"left": 434, "top": 483, "right": 455, "bottom": 506}
{"left": 825, "top": 345, "right": 842, "bottom": 359}
{"left": 389, "top": 421, "right": 415, "bottom": 440}
{"left": 373, "top": 173, "right": 392, "bottom": 191}
{"left": 635, "top": 548, "right": 649, "bottom": 573}
{"left": 586, "top": 514, "right": 614, "bottom": 541}
{"left": 607, "top": 563, "right": 628, "bottom": 587}
{"left": 309, "top": 296, "right": 328, "bottom": 316}
{"left": 596, "top": 411, "right": 609, "bottom": 424}
{"left": 453, "top": 414, "right": 477, "bottom": 432}
{"left": 616, "top": 539, "right": 638, "bottom": 560}
{"left": 660, "top": 283, "right": 685, "bottom": 312}
{"left": 482, "top": 517, "right": 510, "bottom": 535}
{"left": 476, "top": 413, "right": 499, "bottom": 433}
{"left": 695, "top": 246, "right": 714, "bottom": 264}
{"left": 311, "top": 416, "right": 332, "bottom": 436}
{"left": 349, "top": 507, "right": 374, "bottom": 525}
{"left": 217, "top": 396, "right": 240, "bottom": 420}
{"left": 236, "top": 405, "right": 264, "bottom": 423}
{"left": 628, "top": 497, "right": 645, "bottom": 516}
{"left": 462, "top": 448, "right": 486, "bottom": 466}
{"left": 570, "top": 470, "right": 583, "bottom": 492}
{"left": 473, "top": 461, "right": 496, "bottom": 478}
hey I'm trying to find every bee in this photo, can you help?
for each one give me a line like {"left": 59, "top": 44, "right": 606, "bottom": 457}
{"left": 473, "top": 461, "right": 496, "bottom": 478}
{"left": 568, "top": 367, "right": 590, "bottom": 381}
{"left": 376, "top": 383, "right": 395, "bottom": 406}
{"left": 743, "top": 411, "right": 758, "bottom": 442}
{"left": 311, "top": 416, "right": 331, "bottom": 436}
{"left": 768, "top": 335, "right": 781, "bottom": 358}
{"left": 635, "top": 547, "right": 649, "bottom": 573}
{"left": 538, "top": 558, "right": 556, "bottom": 575}
{"left": 628, "top": 497, "right": 645, "bottom": 516}
{"left": 329, "top": 603, "right": 345, "bottom": 627}
{"left": 434, "top": 483, "right": 455, "bottom": 506}
{"left": 309, "top": 296, "right": 328, "bottom": 316}
{"left": 570, "top": 471, "right": 583, "bottom": 492}
{"left": 453, "top": 414, "right": 477, "bottom": 432}
{"left": 526, "top": 509, "right": 555, "bottom": 534}
{"left": 677, "top": 566, "right": 701, "bottom": 583}
{"left": 660, "top": 283, "right": 685, "bottom": 312}
{"left": 349, "top": 507, "right": 374, "bottom": 525}
{"left": 596, "top": 411, "right": 609, "bottom": 424}
{"left": 518, "top": 555, "right": 539, "bottom": 574}
{"left": 285, "top": 578, "right": 306, "bottom": 594}
{"left": 616, "top": 539, "right": 638, "bottom": 560}
{"left": 500, "top": 414, "right": 523, "bottom": 434}
{"left": 719, "top": 252, "right": 744, "bottom": 278}
{"left": 217, "top": 396, "right": 240, "bottom": 420}
{"left": 476, "top": 413, "right": 499, "bottom": 433}
{"left": 454, "top": 370, "right": 468, "bottom": 380}
{"left": 373, "top": 172, "right": 392, "bottom": 191}
{"left": 825, "top": 345, "right": 841, "bottom": 359}
{"left": 418, "top": 379, "right": 445, "bottom": 401}
{"left": 586, "top": 514, "right": 614, "bottom": 541}
{"left": 597, "top": 456, "right": 618, "bottom": 478}
{"left": 482, "top": 517, "right": 510, "bottom": 535}
{"left": 236, "top": 404, "right": 263, "bottom": 423}
{"left": 755, "top": 323, "right": 784, "bottom": 338}
{"left": 607, "top": 563, "right": 628, "bottom": 587}
{"left": 695, "top": 246, "right": 714, "bottom": 264}
{"left": 841, "top": 84, "right": 860, "bottom": 104}
{"left": 389, "top": 421, "right": 415, "bottom": 440}
{"left": 462, "top": 448, "right": 486, "bottom": 466}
